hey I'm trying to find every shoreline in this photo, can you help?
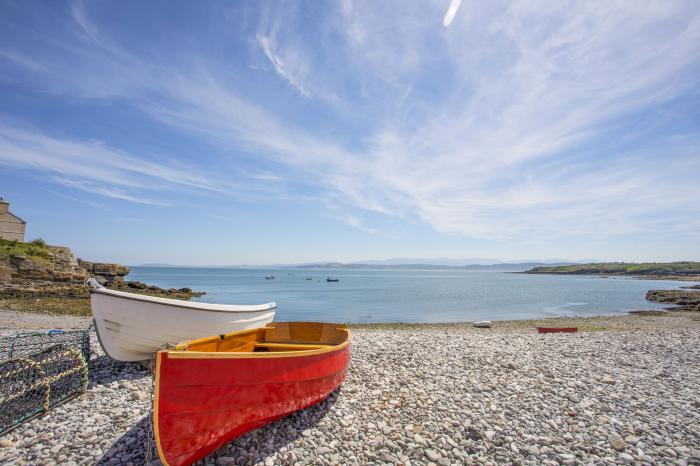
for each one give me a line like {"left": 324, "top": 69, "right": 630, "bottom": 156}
{"left": 2, "top": 307, "right": 698, "bottom": 332}
{"left": 3, "top": 263, "right": 697, "bottom": 322}
{"left": 1, "top": 310, "right": 698, "bottom": 465}
{"left": 516, "top": 270, "right": 700, "bottom": 281}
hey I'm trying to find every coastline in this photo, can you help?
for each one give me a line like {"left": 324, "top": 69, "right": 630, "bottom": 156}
{"left": 1, "top": 310, "right": 698, "bottom": 465}
{"left": 2, "top": 307, "right": 698, "bottom": 332}
{"left": 5, "top": 267, "right": 697, "bottom": 323}
{"left": 2, "top": 266, "right": 698, "bottom": 464}
{"left": 523, "top": 272, "right": 700, "bottom": 282}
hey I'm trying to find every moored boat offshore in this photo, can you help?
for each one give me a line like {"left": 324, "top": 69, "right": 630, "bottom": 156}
{"left": 89, "top": 279, "right": 276, "bottom": 361}
{"left": 153, "top": 322, "right": 350, "bottom": 466}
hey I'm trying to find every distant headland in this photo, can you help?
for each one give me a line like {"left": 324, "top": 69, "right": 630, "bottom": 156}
{"left": 523, "top": 261, "right": 700, "bottom": 279}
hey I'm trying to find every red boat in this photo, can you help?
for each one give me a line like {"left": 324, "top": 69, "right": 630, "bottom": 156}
{"left": 153, "top": 322, "right": 350, "bottom": 466}
{"left": 537, "top": 327, "right": 578, "bottom": 333}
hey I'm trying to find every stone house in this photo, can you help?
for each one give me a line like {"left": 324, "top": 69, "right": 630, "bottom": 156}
{"left": 0, "top": 199, "right": 27, "bottom": 241}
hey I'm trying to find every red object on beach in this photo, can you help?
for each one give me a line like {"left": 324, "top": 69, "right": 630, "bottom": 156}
{"left": 536, "top": 327, "right": 578, "bottom": 333}
{"left": 153, "top": 322, "right": 350, "bottom": 466}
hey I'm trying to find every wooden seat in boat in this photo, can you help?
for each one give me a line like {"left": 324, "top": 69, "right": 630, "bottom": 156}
{"left": 253, "top": 342, "right": 331, "bottom": 351}
{"left": 176, "top": 322, "right": 347, "bottom": 354}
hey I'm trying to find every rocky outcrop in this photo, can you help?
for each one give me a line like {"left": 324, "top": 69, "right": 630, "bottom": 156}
{"left": 627, "top": 309, "right": 668, "bottom": 316}
{"left": 0, "top": 261, "right": 13, "bottom": 282}
{"left": 108, "top": 280, "right": 205, "bottom": 299}
{"left": 2, "top": 247, "right": 89, "bottom": 284}
{"left": 77, "top": 259, "right": 129, "bottom": 286}
{"left": 1, "top": 242, "right": 203, "bottom": 300}
{"left": 646, "top": 289, "right": 700, "bottom": 312}
{"left": 0, "top": 282, "right": 88, "bottom": 299}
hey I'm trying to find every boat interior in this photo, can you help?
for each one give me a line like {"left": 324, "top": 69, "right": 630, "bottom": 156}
{"left": 175, "top": 322, "right": 349, "bottom": 353}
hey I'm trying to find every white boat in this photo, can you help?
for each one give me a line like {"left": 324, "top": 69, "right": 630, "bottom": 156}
{"left": 473, "top": 320, "right": 492, "bottom": 328}
{"left": 89, "top": 279, "right": 276, "bottom": 361}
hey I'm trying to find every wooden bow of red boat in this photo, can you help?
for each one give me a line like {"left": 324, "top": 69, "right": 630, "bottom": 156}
{"left": 153, "top": 322, "right": 350, "bottom": 466}
{"left": 536, "top": 327, "right": 578, "bottom": 333}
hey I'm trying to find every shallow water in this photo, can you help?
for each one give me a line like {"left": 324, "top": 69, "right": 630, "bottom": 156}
{"left": 126, "top": 266, "right": 682, "bottom": 323}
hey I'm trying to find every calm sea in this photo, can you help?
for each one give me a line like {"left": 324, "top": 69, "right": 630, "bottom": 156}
{"left": 125, "top": 266, "right": 682, "bottom": 323}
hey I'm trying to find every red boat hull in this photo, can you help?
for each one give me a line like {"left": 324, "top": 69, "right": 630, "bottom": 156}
{"left": 154, "top": 343, "right": 349, "bottom": 466}
{"left": 537, "top": 327, "right": 578, "bottom": 333}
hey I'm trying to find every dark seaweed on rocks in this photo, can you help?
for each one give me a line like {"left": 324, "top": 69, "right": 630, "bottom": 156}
{"left": 646, "top": 289, "right": 700, "bottom": 312}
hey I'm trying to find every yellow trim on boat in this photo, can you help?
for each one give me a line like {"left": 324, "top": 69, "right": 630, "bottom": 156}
{"left": 167, "top": 323, "right": 350, "bottom": 359}
{"left": 153, "top": 351, "right": 170, "bottom": 466}
{"left": 166, "top": 337, "right": 349, "bottom": 359}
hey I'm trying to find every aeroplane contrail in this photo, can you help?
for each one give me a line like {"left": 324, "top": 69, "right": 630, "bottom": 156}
{"left": 443, "top": 0, "right": 462, "bottom": 27}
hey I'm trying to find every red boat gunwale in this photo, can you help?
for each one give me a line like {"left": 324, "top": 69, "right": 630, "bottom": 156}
{"left": 153, "top": 322, "right": 350, "bottom": 466}
{"left": 536, "top": 327, "right": 578, "bottom": 333}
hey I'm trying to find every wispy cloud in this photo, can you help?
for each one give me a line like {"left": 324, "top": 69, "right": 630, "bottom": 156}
{"left": 0, "top": 49, "right": 50, "bottom": 73}
{"left": 70, "top": 0, "right": 99, "bottom": 41}
{"left": 42, "top": 188, "right": 113, "bottom": 212}
{"left": 0, "top": 0, "right": 699, "bottom": 245}
{"left": 0, "top": 120, "right": 223, "bottom": 203}
{"left": 257, "top": 34, "right": 310, "bottom": 97}
{"left": 335, "top": 213, "right": 398, "bottom": 238}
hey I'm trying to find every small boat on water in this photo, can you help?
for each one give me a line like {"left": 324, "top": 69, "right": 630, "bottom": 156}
{"left": 473, "top": 321, "right": 492, "bottom": 328}
{"left": 89, "top": 279, "right": 276, "bottom": 362}
{"left": 153, "top": 322, "right": 350, "bottom": 466}
{"left": 265, "top": 274, "right": 274, "bottom": 279}
{"left": 326, "top": 277, "right": 339, "bottom": 282}
{"left": 537, "top": 327, "right": 578, "bottom": 333}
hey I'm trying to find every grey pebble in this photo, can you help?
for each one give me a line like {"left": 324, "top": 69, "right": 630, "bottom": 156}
{"left": 0, "top": 324, "right": 698, "bottom": 466}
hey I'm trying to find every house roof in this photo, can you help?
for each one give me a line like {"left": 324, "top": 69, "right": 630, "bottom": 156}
{"left": 0, "top": 211, "right": 26, "bottom": 224}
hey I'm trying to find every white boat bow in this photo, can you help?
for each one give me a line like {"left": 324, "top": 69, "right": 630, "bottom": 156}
{"left": 89, "top": 279, "right": 276, "bottom": 361}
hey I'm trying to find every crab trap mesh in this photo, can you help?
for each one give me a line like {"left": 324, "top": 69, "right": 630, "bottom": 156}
{"left": 0, "top": 329, "right": 91, "bottom": 435}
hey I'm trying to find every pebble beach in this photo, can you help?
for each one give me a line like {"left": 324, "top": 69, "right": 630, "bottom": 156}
{"left": 1, "top": 311, "right": 699, "bottom": 465}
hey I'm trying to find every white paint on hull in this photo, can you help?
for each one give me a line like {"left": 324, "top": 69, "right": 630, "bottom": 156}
{"left": 90, "top": 287, "right": 276, "bottom": 361}
{"left": 472, "top": 320, "right": 493, "bottom": 328}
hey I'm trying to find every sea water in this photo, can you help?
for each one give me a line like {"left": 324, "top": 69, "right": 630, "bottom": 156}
{"left": 126, "top": 267, "right": 682, "bottom": 323}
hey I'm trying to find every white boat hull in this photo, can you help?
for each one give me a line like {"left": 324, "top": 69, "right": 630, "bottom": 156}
{"left": 473, "top": 320, "right": 493, "bottom": 328}
{"left": 90, "top": 286, "right": 276, "bottom": 361}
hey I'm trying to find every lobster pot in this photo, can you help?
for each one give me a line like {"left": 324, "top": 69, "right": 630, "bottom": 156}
{"left": 0, "top": 330, "right": 91, "bottom": 436}
{"left": 0, "top": 329, "right": 91, "bottom": 361}
{"left": 0, "top": 357, "right": 49, "bottom": 435}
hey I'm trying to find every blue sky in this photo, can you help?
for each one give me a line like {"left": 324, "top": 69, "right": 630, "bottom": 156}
{"left": 1, "top": 0, "right": 699, "bottom": 265}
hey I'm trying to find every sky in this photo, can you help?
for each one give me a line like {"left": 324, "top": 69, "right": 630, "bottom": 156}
{"left": 1, "top": 0, "right": 699, "bottom": 266}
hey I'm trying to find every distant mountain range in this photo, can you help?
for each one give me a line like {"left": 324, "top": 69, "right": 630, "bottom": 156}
{"left": 346, "top": 257, "right": 576, "bottom": 266}
{"left": 136, "top": 259, "right": 581, "bottom": 271}
{"left": 285, "top": 262, "right": 575, "bottom": 271}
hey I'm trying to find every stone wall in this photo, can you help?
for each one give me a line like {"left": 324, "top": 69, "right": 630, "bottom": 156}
{"left": 0, "top": 212, "right": 26, "bottom": 242}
